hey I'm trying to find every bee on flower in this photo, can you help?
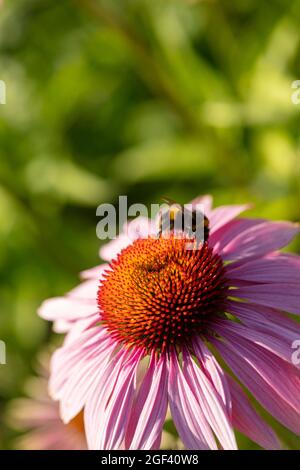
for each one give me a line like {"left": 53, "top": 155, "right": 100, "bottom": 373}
{"left": 39, "top": 195, "right": 300, "bottom": 450}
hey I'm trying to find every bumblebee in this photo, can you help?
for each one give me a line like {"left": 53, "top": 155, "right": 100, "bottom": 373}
{"left": 158, "top": 197, "right": 210, "bottom": 242}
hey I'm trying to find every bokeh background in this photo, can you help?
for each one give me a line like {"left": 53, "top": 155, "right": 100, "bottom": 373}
{"left": 1, "top": 0, "right": 300, "bottom": 450}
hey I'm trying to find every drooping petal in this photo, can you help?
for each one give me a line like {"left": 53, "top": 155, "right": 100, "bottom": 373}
{"left": 182, "top": 348, "right": 237, "bottom": 450}
{"left": 63, "top": 314, "right": 100, "bottom": 344}
{"left": 226, "top": 375, "right": 280, "bottom": 450}
{"left": 51, "top": 308, "right": 99, "bottom": 335}
{"left": 227, "top": 301, "right": 300, "bottom": 366}
{"left": 84, "top": 348, "right": 143, "bottom": 450}
{"left": 168, "top": 349, "right": 218, "bottom": 450}
{"left": 212, "top": 336, "right": 300, "bottom": 435}
{"left": 125, "top": 352, "right": 168, "bottom": 450}
{"left": 84, "top": 348, "right": 129, "bottom": 449}
{"left": 214, "top": 319, "right": 298, "bottom": 365}
{"left": 193, "top": 339, "right": 232, "bottom": 416}
{"left": 50, "top": 326, "right": 114, "bottom": 403}
{"left": 99, "top": 349, "right": 143, "bottom": 450}
{"left": 58, "top": 339, "right": 117, "bottom": 423}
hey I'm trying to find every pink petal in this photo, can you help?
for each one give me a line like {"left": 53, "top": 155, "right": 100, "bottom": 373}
{"left": 220, "top": 220, "right": 300, "bottom": 261}
{"left": 98, "top": 349, "right": 143, "bottom": 450}
{"left": 80, "top": 263, "right": 109, "bottom": 280}
{"left": 67, "top": 279, "right": 99, "bottom": 301}
{"left": 193, "top": 339, "right": 232, "bottom": 416}
{"left": 100, "top": 217, "right": 153, "bottom": 262}
{"left": 84, "top": 348, "right": 142, "bottom": 449}
{"left": 38, "top": 297, "right": 98, "bottom": 322}
{"left": 52, "top": 318, "right": 74, "bottom": 334}
{"left": 209, "top": 218, "right": 259, "bottom": 253}
{"left": 123, "top": 216, "right": 156, "bottom": 239}
{"left": 125, "top": 352, "right": 168, "bottom": 450}
{"left": 228, "top": 301, "right": 300, "bottom": 338}
{"left": 227, "top": 375, "right": 280, "bottom": 450}
{"left": 50, "top": 326, "right": 113, "bottom": 402}
{"left": 100, "top": 234, "right": 133, "bottom": 262}
{"left": 233, "top": 283, "right": 300, "bottom": 315}
{"left": 59, "top": 341, "right": 117, "bottom": 423}
{"left": 216, "top": 327, "right": 300, "bottom": 411}
{"left": 189, "top": 195, "right": 213, "bottom": 215}
{"left": 63, "top": 314, "right": 100, "bottom": 343}
{"left": 209, "top": 204, "right": 251, "bottom": 234}
{"left": 227, "top": 253, "right": 300, "bottom": 284}
{"left": 182, "top": 348, "right": 237, "bottom": 450}
{"left": 84, "top": 348, "right": 129, "bottom": 449}
{"left": 168, "top": 350, "right": 218, "bottom": 450}
{"left": 212, "top": 336, "right": 300, "bottom": 435}
{"left": 214, "top": 319, "right": 296, "bottom": 366}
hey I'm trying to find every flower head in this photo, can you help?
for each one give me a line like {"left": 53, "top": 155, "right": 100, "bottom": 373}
{"left": 99, "top": 236, "right": 227, "bottom": 351}
{"left": 39, "top": 195, "right": 300, "bottom": 450}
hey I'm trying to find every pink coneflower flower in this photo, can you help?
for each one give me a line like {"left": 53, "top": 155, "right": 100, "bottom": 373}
{"left": 39, "top": 195, "right": 300, "bottom": 450}
{"left": 8, "top": 355, "right": 87, "bottom": 450}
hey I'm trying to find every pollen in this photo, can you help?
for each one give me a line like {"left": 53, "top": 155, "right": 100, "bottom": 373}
{"left": 98, "top": 236, "right": 228, "bottom": 352}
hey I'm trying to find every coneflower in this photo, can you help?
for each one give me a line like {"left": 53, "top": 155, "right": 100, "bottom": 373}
{"left": 39, "top": 195, "right": 300, "bottom": 450}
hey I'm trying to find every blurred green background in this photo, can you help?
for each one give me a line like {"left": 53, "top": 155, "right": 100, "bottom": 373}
{"left": 0, "top": 0, "right": 300, "bottom": 450}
